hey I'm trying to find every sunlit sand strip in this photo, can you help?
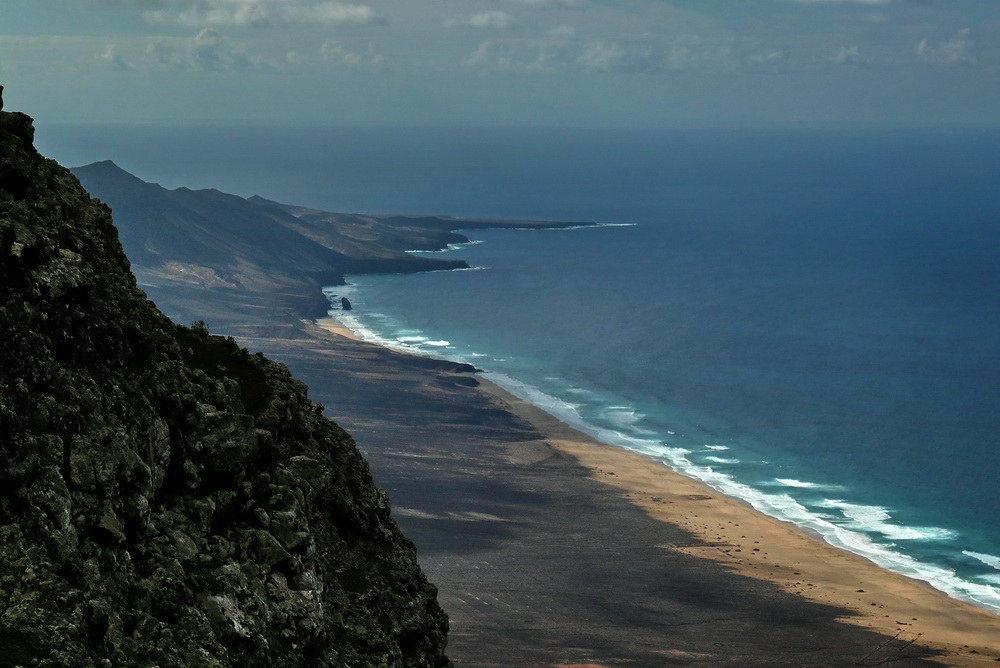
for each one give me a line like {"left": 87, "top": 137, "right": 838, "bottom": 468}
{"left": 476, "top": 377, "right": 1000, "bottom": 667}
{"left": 315, "top": 315, "right": 363, "bottom": 342}
{"left": 318, "top": 311, "right": 1000, "bottom": 665}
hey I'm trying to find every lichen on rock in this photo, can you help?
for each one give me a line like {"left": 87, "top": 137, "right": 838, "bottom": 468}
{"left": 0, "top": 104, "right": 449, "bottom": 666}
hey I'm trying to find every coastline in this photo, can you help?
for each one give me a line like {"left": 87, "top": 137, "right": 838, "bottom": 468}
{"left": 312, "top": 314, "right": 1000, "bottom": 666}
{"left": 472, "top": 376, "right": 1000, "bottom": 665}
{"left": 64, "top": 143, "right": 1000, "bottom": 664}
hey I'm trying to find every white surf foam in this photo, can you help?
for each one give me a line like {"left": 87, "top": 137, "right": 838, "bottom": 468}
{"left": 331, "top": 312, "right": 395, "bottom": 348}
{"left": 819, "top": 500, "right": 958, "bottom": 542}
{"left": 705, "top": 456, "right": 740, "bottom": 464}
{"left": 406, "top": 239, "right": 486, "bottom": 253}
{"left": 964, "top": 551, "right": 1000, "bottom": 571}
{"left": 319, "top": 284, "right": 1000, "bottom": 616}
{"left": 603, "top": 407, "right": 657, "bottom": 435}
{"left": 769, "top": 478, "right": 845, "bottom": 491}
{"left": 447, "top": 367, "right": 1000, "bottom": 613}
{"left": 774, "top": 478, "right": 819, "bottom": 488}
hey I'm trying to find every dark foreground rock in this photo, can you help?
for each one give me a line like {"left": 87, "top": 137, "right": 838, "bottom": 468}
{"left": 0, "top": 107, "right": 449, "bottom": 664}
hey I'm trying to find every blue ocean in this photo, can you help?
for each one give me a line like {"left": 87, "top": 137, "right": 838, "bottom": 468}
{"left": 41, "top": 124, "right": 1000, "bottom": 613}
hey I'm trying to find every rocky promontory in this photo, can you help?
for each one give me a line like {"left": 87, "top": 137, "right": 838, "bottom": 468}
{"left": 68, "top": 160, "right": 594, "bottom": 335}
{"left": 0, "top": 105, "right": 449, "bottom": 664}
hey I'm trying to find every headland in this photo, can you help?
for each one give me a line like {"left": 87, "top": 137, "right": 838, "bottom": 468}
{"left": 73, "top": 159, "right": 1000, "bottom": 666}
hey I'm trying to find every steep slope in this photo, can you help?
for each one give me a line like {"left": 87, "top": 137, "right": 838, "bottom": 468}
{"left": 68, "top": 160, "right": 474, "bottom": 329}
{"left": 70, "top": 161, "right": 594, "bottom": 332}
{"left": 70, "top": 160, "right": 469, "bottom": 283}
{"left": 0, "top": 105, "right": 449, "bottom": 664}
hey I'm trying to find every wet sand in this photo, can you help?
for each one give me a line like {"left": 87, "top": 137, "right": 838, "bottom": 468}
{"left": 232, "top": 316, "right": 1000, "bottom": 666}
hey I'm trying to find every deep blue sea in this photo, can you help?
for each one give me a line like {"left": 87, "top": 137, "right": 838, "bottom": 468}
{"left": 41, "top": 124, "right": 1000, "bottom": 613}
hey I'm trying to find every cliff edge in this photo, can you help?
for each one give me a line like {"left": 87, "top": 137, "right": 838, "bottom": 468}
{"left": 0, "top": 106, "right": 450, "bottom": 664}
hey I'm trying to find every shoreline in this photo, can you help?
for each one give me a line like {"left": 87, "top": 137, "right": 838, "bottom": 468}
{"left": 475, "top": 377, "right": 1000, "bottom": 664}
{"left": 315, "top": 314, "right": 1000, "bottom": 665}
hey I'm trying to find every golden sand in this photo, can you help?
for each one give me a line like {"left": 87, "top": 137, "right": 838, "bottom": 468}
{"left": 319, "top": 313, "right": 1000, "bottom": 666}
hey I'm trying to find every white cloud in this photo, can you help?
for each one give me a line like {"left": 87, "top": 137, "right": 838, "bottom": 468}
{"left": 577, "top": 41, "right": 623, "bottom": 71}
{"left": 143, "top": 1, "right": 384, "bottom": 28}
{"left": 578, "top": 40, "right": 655, "bottom": 73}
{"left": 190, "top": 27, "right": 240, "bottom": 68}
{"left": 319, "top": 39, "right": 387, "bottom": 68}
{"left": 145, "top": 39, "right": 180, "bottom": 67}
{"left": 504, "top": 0, "right": 585, "bottom": 7}
{"left": 97, "top": 44, "right": 133, "bottom": 70}
{"left": 785, "top": 0, "right": 898, "bottom": 4}
{"left": 285, "top": 2, "right": 382, "bottom": 25}
{"left": 547, "top": 25, "right": 576, "bottom": 39}
{"left": 917, "top": 29, "right": 976, "bottom": 65}
{"left": 742, "top": 47, "right": 788, "bottom": 67}
{"left": 321, "top": 40, "right": 363, "bottom": 65}
{"left": 463, "top": 39, "right": 565, "bottom": 72}
{"left": 445, "top": 11, "right": 515, "bottom": 30}
{"left": 461, "top": 34, "right": 800, "bottom": 76}
{"left": 830, "top": 44, "right": 863, "bottom": 64}
{"left": 99, "top": 0, "right": 168, "bottom": 6}
{"left": 144, "top": 28, "right": 280, "bottom": 70}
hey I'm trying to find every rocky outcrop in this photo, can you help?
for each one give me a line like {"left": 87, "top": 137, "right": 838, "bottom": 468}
{"left": 0, "top": 107, "right": 449, "bottom": 664}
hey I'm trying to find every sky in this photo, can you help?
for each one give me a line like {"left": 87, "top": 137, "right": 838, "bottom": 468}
{"left": 0, "top": 0, "right": 998, "bottom": 128}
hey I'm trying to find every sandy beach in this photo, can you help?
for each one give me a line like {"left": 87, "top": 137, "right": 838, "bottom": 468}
{"left": 228, "top": 315, "right": 1000, "bottom": 666}
{"left": 474, "top": 377, "right": 1000, "bottom": 666}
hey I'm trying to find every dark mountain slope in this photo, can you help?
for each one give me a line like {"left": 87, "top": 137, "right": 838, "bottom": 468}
{"left": 0, "top": 105, "right": 449, "bottom": 664}
{"left": 70, "top": 161, "right": 593, "bottom": 332}
{"left": 70, "top": 161, "right": 472, "bottom": 327}
{"left": 72, "top": 159, "right": 469, "bottom": 273}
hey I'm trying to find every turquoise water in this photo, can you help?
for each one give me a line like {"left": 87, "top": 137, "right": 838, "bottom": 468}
{"left": 43, "top": 124, "right": 1000, "bottom": 612}
{"left": 329, "top": 212, "right": 1000, "bottom": 612}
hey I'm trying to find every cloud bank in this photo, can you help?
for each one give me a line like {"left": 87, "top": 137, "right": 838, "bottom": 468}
{"left": 445, "top": 11, "right": 516, "bottom": 30}
{"left": 142, "top": 0, "right": 384, "bottom": 28}
{"left": 917, "top": 29, "right": 976, "bottom": 65}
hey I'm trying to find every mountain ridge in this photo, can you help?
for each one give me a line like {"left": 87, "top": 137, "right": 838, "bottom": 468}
{"left": 0, "top": 100, "right": 450, "bottom": 666}
{"left": 70, "top": 160, "right": 594, "bottom": 332}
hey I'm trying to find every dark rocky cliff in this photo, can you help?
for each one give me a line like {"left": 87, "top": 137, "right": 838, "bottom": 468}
{"left": 0, "top": 108, "right": 450, "bottom": 664}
